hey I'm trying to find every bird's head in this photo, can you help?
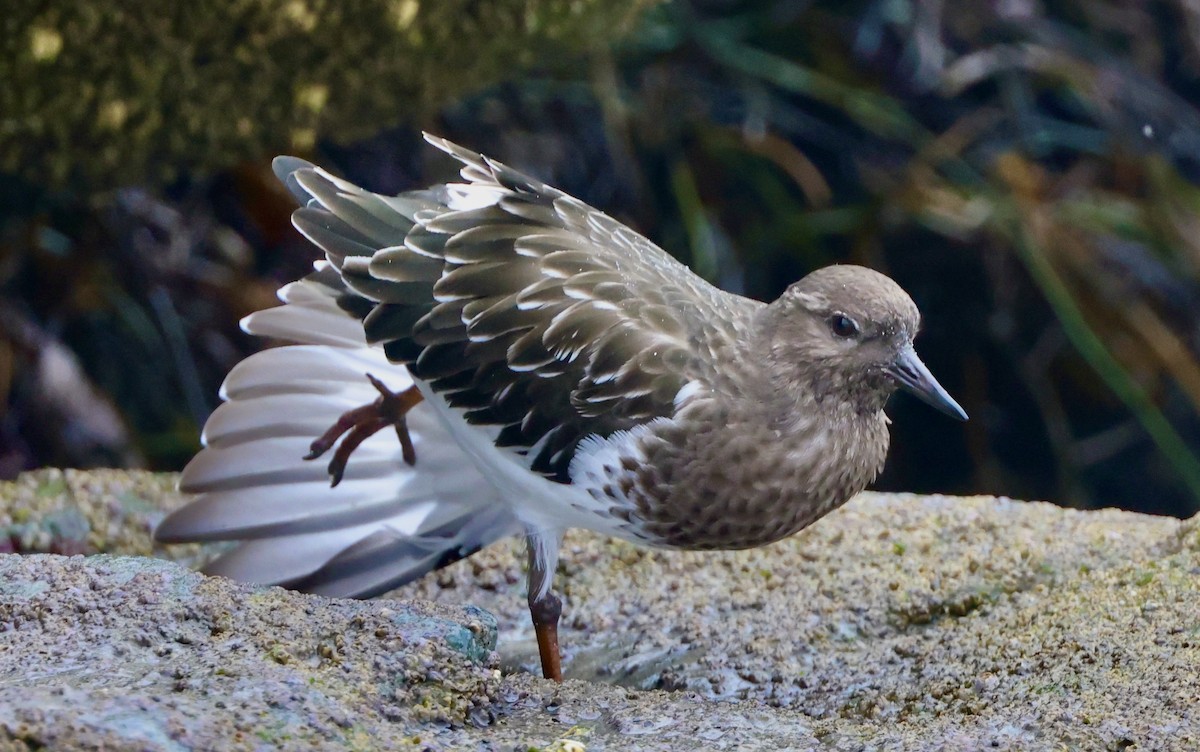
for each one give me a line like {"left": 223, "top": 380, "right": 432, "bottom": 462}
{"left": 759, "top": 265, "right": 968, "bottom": 421}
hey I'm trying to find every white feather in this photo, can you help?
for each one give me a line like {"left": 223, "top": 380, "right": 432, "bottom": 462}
{"left": 241, "top": 304, "right": 365, "bottom": 347}
{"left": 673, "top": 380, "right": 705, "bottom": 409}
{"left": 445, "top": 183, "right": 505, "bottom": 211}
{"left": 204, "top": 522, "right": 391, "bottom": 584}
{"left": 409, "top": 380, "right": 635, "bottom": 550}
{"left": 159, "top": 270, "right": 520, "bottom": 597}
{"left": 218, "top": 346, "right": 406, "bottom": 402}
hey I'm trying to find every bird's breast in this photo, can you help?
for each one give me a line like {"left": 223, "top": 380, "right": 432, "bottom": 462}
{"left": 567, "top": 399, "right": 891, "bottom": 550}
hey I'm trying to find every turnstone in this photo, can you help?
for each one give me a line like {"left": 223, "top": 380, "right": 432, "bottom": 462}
{"left": 156, "top": 134, "right": 967, "bottom": 681}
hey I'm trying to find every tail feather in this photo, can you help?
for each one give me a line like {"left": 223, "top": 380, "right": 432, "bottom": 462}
{"left": 218, "top": 343, "right": 395, "bottom": 402}
{"left": 163, "top": 469, "right": 428, "bottom": 541}
{"left": 297, "top": 504, "right": 518, "bottom": 598}
{"left": 201, "top": 394, "right": 372, "bottom": 445}
{"left": 157, "top": 251, "right": 517, "bottom": 597}
{"left": 202, "top": 522, "right": 392, "bottom": 585}
{"left": 241, "top": 298, "right": 366, "bottom": 347}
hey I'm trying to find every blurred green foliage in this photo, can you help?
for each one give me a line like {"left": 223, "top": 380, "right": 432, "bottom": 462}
{"left": 0, "top": 0, "right": 650, "bottom": 187}
{"left": 4, "top": 0, "right": 1200, "bottom": 517}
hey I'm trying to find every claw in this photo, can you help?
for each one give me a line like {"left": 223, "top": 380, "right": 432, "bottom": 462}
{"left": 305, "top": 404, "right": 380, "bottom": 461}
{"left": 304, "top": 374, "right": 424, "bottom": 485}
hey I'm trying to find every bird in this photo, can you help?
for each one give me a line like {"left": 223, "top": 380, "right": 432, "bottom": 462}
{"left": 156, "top": 133, "right": 967, "bottom": 682}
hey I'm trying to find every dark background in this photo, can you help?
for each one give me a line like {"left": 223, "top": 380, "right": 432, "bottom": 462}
{"left": 4, "top": 0, "right": 1200, "bottom": 518}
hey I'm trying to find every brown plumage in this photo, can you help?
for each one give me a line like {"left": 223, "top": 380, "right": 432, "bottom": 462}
{"left": 157, "top": 134, "right": 966, "bottom": 682}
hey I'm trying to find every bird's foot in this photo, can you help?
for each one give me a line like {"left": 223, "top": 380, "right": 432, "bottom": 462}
{"left": 304, "top": 374, "right": 424, "bottom": 486}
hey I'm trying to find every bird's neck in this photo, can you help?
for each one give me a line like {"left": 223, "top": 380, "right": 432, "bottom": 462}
{"left": 736, "top": 371, "right": 890, "bottom": 463}
{"left": 734, "top": 341, "right": 888, "bottom": 435}
{"left": 725, "top": 333, "right": 893, "bottom": 508}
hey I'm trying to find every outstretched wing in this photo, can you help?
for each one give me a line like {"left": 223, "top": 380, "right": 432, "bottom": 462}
{"left": 279, "top": 135, "right": 760, "bottom": 482}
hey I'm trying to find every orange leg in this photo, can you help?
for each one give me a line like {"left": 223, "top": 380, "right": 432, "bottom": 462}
{"left": 526, "top": 540, "right": 564, "bottom": 682}
{"left": 305, "top": 374, "right": 424, "bottom": 486}
{"left": 531, "top": 596, "right": 563, "bottom": 682}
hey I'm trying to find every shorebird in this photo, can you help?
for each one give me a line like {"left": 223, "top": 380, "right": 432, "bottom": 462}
{"left": 156, "top": 134, "right": 967, "bottom": 682}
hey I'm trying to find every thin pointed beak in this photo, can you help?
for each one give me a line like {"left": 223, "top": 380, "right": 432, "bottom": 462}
{"left": 886, "top": 347, "right": 968, "bottom": 421}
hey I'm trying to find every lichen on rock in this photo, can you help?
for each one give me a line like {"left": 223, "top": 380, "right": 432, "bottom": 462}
{"left": 0, "top": 468, "right": 190, "bottom": 560}
{"left": 0, "top": 554, "right": 501, "bottom": 749}
{"left": 4, "top": 470, "right": 1200, "bottom": 748}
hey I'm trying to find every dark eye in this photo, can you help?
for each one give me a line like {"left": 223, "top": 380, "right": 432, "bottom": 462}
{"left": 829, "top": 313, "right": 860, "bottom": 339}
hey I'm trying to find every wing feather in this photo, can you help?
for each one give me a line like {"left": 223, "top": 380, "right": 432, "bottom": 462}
{"left": 274, "top": 135, "right": 762, "bottom": 481}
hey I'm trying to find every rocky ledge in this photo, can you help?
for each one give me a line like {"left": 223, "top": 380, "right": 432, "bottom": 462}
{"left": 2, "top": 469, "right": 1199, "bottom": 750}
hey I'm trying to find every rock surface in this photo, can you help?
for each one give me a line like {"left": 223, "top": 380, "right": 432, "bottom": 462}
{"left": 0, "top": 469, "right": 196, "bottom": 563}
{"left": 3, "top": 469, "right": 1200, "bottom": 750}
{"left": 0, "top": 554, "right": 501, "bottom": 750}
